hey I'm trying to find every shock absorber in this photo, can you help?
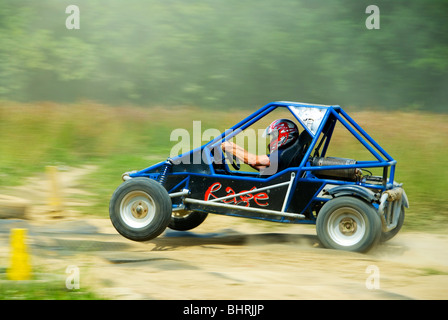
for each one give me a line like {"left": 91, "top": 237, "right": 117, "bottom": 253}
{"left": 158, "top": 158, "right": 173, "bottom": 186}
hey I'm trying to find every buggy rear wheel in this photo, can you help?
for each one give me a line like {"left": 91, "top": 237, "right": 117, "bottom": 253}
{"left": 109, "top": 178, "right": 172, "bottom": 241}
{"left": 316, "top": 196, "right": 382, "bottom": 252}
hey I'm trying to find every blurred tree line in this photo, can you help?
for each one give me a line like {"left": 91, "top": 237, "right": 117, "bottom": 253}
{"left": 0, "top": 0, "right": 447, "bottom": 111}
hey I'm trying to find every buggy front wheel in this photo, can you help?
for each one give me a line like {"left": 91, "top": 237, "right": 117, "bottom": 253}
{"left": 109, "top": 178, "right": 172, "bottom": 241}
{"left": 316, "top": 196, "right": 382, "bottom": 252}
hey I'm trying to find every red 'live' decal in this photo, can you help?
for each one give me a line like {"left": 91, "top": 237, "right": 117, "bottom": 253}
{"left": 204, "top": 182, "right": 269, "bottom": 207}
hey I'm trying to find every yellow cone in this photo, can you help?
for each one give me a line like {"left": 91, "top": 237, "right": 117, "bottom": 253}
{"left": 7, "top": 228, "right": 32, "bottom": 280}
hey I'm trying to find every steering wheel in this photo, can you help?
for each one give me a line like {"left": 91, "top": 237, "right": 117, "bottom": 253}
{"left": 231, "top": 154, "right": 241, "bottom": 170}
{"left": 224, "top": 150, "right": 240, "bottom": 170}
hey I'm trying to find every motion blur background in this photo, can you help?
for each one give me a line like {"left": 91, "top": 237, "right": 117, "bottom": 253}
{"left": 1, "top": 0, "right": 447, "bottom": 110}
{"left": 0, "top": 0, "right": 447, "bottom": 229}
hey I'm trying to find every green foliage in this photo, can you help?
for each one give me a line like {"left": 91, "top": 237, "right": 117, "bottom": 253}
{"left": 0, "top": 275, "right": 104, "bottom": 300}
{"left": 0, "top": 0, "right": 447, "bottom": 110}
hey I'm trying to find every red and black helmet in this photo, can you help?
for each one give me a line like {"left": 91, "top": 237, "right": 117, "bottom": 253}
{"left": 264, "top": 119, "right": 299, "bottom": 152}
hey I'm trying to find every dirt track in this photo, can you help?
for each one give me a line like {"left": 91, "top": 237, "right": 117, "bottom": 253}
{"left": 1, "top": 215, "right": 448, "bottom": 300}
{"left": 0, "top": 166, "right": 447, "bottom": 300}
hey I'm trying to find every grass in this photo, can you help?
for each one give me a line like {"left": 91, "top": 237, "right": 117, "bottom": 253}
{"left": 0, "top": 271, "right": 104, "bottom": 300}
{"left": 419, "top": 267, "right": 448, "bottom": 276}
{"left": 0, "top": 280, "right": 103, "bottom": 300}
{"left": 0, "top": 101, "right": 447, "bottom": 232}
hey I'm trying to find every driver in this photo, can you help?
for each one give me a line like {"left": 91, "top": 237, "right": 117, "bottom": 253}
{"left": 221, "top": 119, "right": 299, "bottom": 174}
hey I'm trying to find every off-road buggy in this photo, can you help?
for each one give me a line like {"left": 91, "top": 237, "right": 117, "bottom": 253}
{"left": 109, "top": 101, "right": 408, "bottom": 252}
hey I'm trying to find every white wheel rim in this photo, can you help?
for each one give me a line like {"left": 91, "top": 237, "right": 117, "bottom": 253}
{"left": 327, "top": 207, "right": 366, "bottom": 247}
{"left": 120, "top": 191, "right": 156, "bottom": 229}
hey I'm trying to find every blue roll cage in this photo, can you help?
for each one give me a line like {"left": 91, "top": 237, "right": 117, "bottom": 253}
{"left": 128, "top": 101, "right": 397, "bottom": 222}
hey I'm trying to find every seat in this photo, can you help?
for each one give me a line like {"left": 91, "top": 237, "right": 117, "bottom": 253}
{"left": 278, "top": 130, "right": 313, "bottom": 170}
